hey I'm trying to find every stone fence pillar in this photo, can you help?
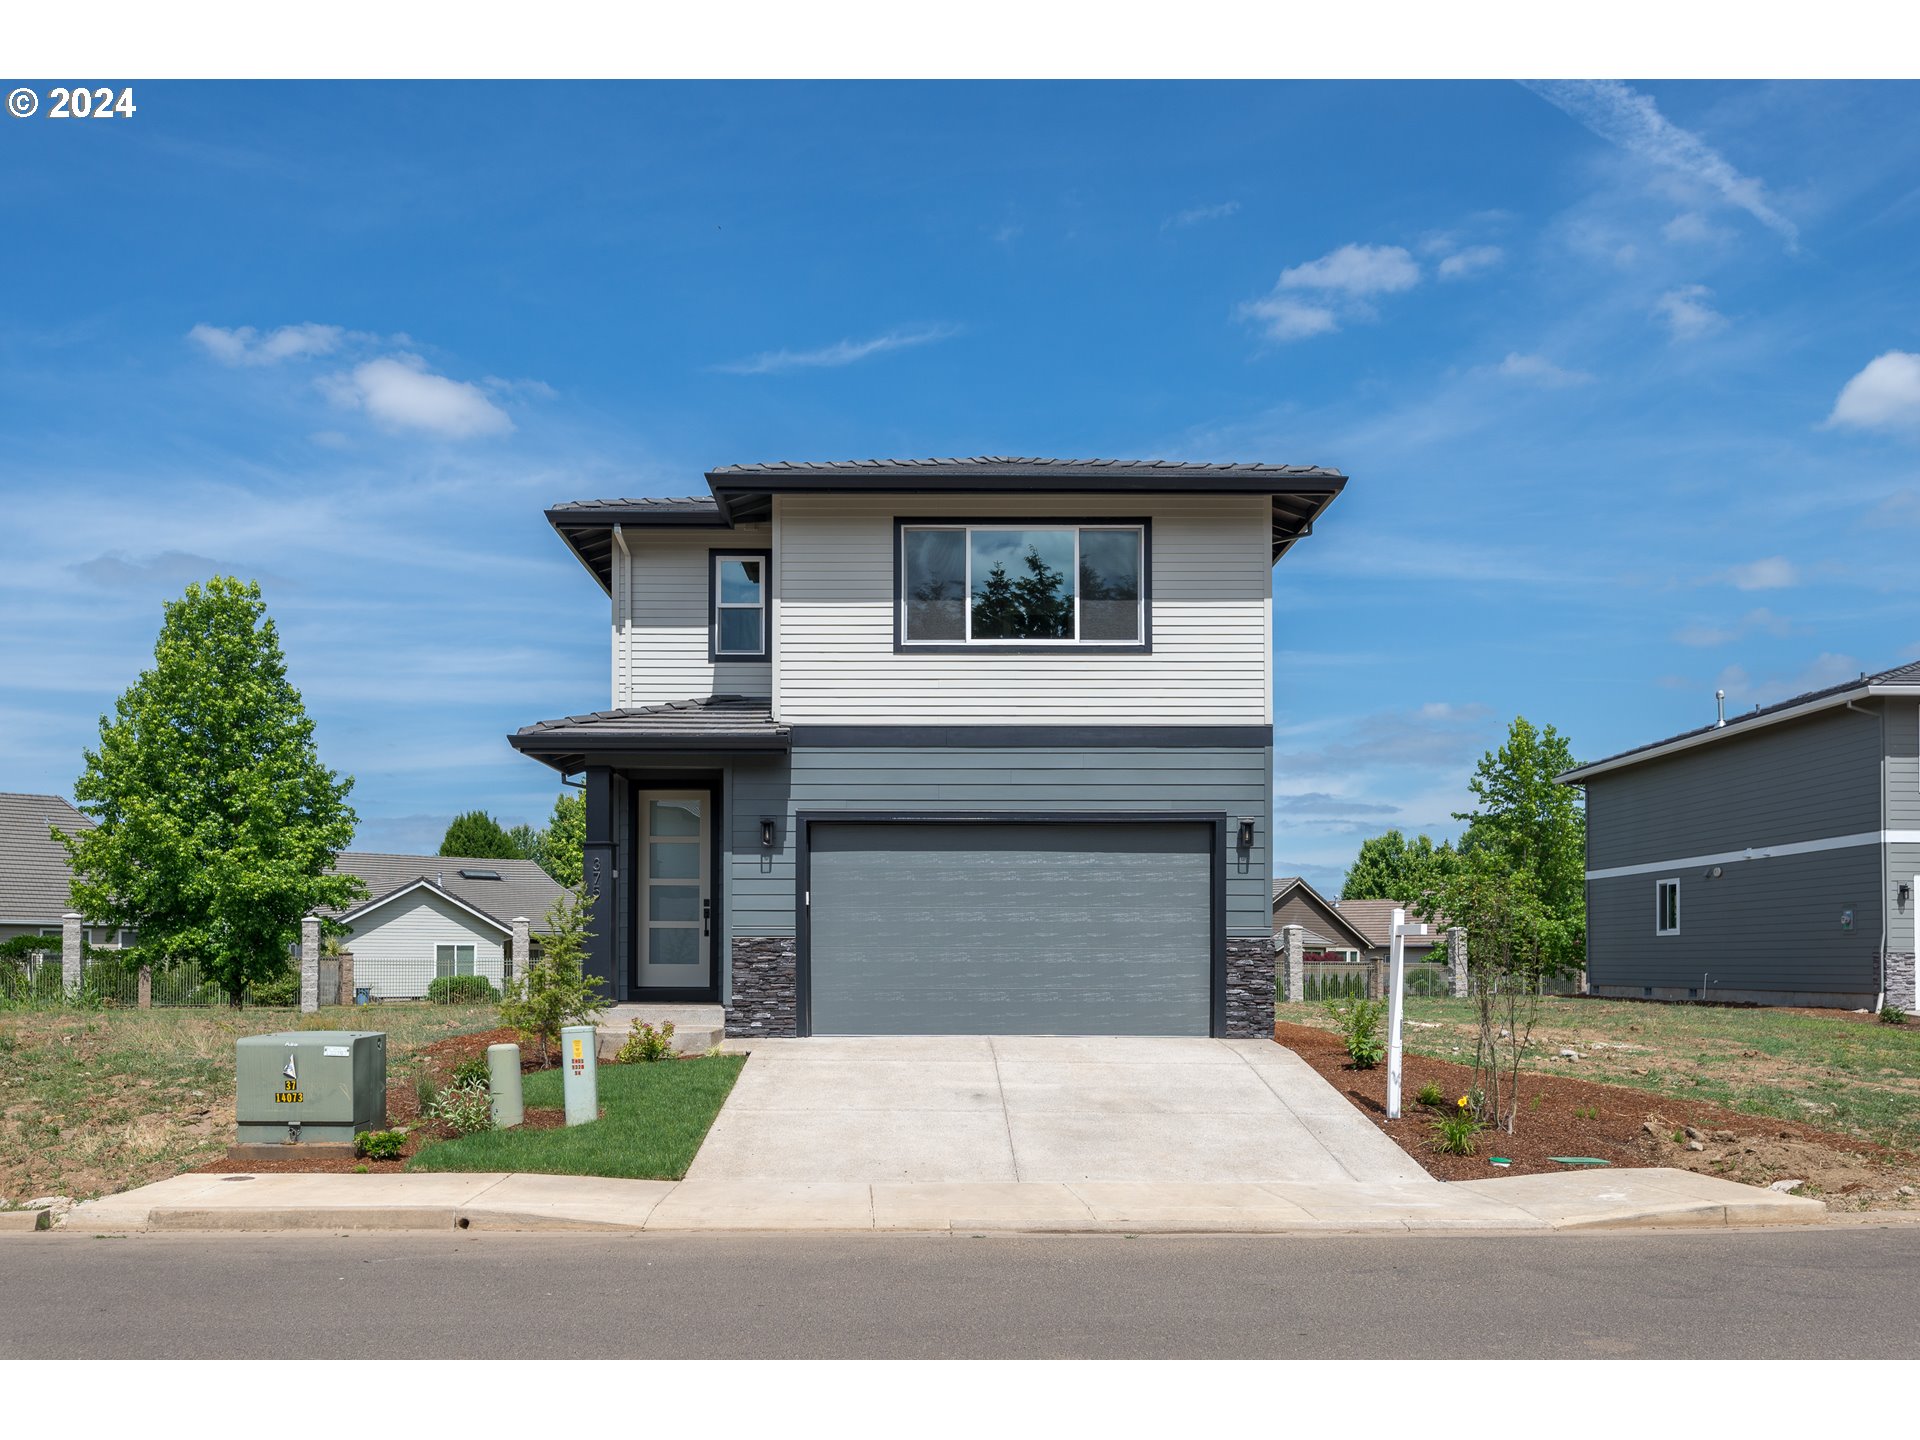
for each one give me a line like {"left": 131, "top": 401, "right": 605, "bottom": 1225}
{"left": 509, "top": 916, "right": 531, "bottom": 984}
{"left": 300, "top": 914, "right": 321, "bottom": 1013}
{"left": 1447, "top": 927, "right": 1469, "bottom": 997}
{"left": 138, "top": 965, "right": 152, "bottom": 1010}
{"left": 61, "top": 912, "right": 83, "bottom": 998}
{"left": 1278, "top": 924, "right": 1305, "bottom": 1004}
{"left": 339, "top": 949, "right": 355, "bottom": 1006}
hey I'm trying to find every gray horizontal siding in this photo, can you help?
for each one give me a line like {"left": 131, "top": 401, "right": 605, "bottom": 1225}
{"left": 1585, "top": 704, "right": 1881, "bottom": 870}
{"left": 1587, "top": 845, "right": 1882, "bottom": 995}
{"left": 726, "top": 745, "right": 1271, "bottom": 940}
{"left": 1887, "top": 841, "right": 1920, "bottom": 954}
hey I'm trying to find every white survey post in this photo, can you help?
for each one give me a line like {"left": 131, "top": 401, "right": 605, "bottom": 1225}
{"left": 1385, "top": 908, "right": 1426, "bottom": 1121}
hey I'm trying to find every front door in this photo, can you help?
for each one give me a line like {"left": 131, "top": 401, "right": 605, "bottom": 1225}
{"left": 636, "top": 791, "right": 712, "bottom": 992}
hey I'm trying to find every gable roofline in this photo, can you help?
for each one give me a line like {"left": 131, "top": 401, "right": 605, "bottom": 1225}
{"left": 336, "top": 875, "right": 515, "bottom": 934}
{"left": 1270, "top": 875, "right": 1375, "bottom": 952}
{"left": 1557, "top": 660, "right": 1920, "bottom": 784}
{"left": 546, "top": 457, "right": 1350, "bottom": 590}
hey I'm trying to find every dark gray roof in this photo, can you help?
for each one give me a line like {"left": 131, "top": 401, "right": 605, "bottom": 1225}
{"left": 547, "top": 456, "right": 1349, "bottom": 590}
{"left": 510, "top": 695, "right": 789, "bottom": 771}
{"left": 1560, "top": 658, "right": 1920, "bottom": 783}
{"left": 0, "top": 793, "right": 89, "bottom": 923}
{"left": 327, "top": 853, "right": 572, "bottom": 933}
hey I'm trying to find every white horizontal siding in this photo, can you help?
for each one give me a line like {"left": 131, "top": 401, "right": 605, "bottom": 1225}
{"left": 773, "top": 494, "right": 1273, "bottom": 723}
{"left": 345, "top": 891, "right": 506, "bottom": 1000}
{"left": 614, "top": 524, "right": 773, "bottom": 708}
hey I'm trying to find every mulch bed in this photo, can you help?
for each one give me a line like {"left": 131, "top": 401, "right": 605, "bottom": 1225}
{"left": 192, "top": 1026, "right": 571, "bottom": 1175}
{"left": 1275, "top": 1020, "right": 1920, "bottom": 1205}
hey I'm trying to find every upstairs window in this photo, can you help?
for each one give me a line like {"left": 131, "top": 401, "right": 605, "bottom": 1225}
{"left": 899, "top": 523, "right": 1146, "bottom": 647}
{"left": 1656, "top": 878, "right": 1680, "bottom": 936}
{"left": 710, "top": 551, "right": 770, "bottom": 661}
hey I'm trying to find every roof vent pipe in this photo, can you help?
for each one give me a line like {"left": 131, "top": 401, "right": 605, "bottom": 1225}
{"left": 1714, "top": 689, "right": 1726, "bottom": 728}
{"left": 436, "top": 870, "right": 443, "bottom": 887}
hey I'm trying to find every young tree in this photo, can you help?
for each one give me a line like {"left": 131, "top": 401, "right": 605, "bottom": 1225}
{"left": 1009, "top": 546, "right": 1072, "bottom": 638}
{"left": 58, "top": 577, "right": 363, "bottom": 1003}
{"left": 1341, "top": 829, "right": 1458, "bottom": 901}
{"left": 439, "top": 809, "right": 520, "bottom": 859}
{"left": 969, "top": 561, "right": 1022, "bottom": 639}
{"left": 499, "top": 890, "right": 609, "bottom": 1065}
{"left": 535, "top": 790, "right": 585, "bottom": 888}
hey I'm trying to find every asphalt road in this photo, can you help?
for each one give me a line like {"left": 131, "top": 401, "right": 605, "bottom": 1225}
{"left": 4, "top": 1225, "right": 1917, "bottom": 1359}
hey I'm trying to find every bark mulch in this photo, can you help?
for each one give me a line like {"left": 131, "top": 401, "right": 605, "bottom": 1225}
{"left": 1275, "top": 1020, "right": 1920, "bottom": 1210}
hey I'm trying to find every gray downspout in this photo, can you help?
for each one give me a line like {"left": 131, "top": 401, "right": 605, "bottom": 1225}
{"left": 1856, "top": 699, "right": 1889, "bottom": 1010}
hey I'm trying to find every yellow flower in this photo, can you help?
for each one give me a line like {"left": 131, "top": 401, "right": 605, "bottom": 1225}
{"left": 1457, "top": 1096, "right": 1469, "bottom": 1108}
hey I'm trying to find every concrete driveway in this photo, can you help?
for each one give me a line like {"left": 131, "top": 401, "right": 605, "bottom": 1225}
{"left": 687, "top": 1036, "right": 1430, "bottom": 1186}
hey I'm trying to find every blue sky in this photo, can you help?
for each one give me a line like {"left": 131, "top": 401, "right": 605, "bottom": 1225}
{"left": 4, "top": 80, "right": 1920, "bottom": 890}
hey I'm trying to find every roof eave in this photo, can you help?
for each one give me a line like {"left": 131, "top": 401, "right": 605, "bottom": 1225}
{"left": 1557, "top": 682, "right": 1920, "bottom": 784}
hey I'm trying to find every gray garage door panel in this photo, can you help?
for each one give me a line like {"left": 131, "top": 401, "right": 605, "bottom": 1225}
{"left": 807, "top": 822, "right": 1214, "bottom": 1036}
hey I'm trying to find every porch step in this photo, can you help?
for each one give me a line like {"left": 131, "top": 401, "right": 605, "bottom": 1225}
{"left": 597, "top": 1003, "right": 725, "bottom": 1059}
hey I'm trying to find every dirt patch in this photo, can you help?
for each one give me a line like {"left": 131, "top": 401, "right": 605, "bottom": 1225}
{"left": 1276, "top": 1021, "right": 1920, "bottom": 1210}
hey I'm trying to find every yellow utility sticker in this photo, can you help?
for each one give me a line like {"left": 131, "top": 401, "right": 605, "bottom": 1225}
{"left": 274, "top": 1091, "right": 304, "bottom": 1103}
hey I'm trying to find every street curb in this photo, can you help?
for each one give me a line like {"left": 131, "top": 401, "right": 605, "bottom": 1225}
{"left": 147, "top": 1206, "right": 463, "bottom": 1232}
{"left": 0, "top": 1209, "right": 51, "bottom": 1233}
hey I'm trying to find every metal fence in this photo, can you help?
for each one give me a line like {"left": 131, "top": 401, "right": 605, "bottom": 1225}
{"left": 1301, "top": 961, "right": 1458, "bottom": 1003}
{"left": 0, "top": 948, "right": 286, "bottom": 1010}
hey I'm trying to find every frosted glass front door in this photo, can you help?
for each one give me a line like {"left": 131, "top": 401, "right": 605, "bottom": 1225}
{"left": 637, "top": 792, "right": 709, "bottom": 989}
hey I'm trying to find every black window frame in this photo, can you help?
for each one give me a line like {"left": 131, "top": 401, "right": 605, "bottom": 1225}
{"left": 891, "top": 517, "right": 1153, "bottom": 655}
{"left": 707, "top": 547, "right": 773, "bottom": 663}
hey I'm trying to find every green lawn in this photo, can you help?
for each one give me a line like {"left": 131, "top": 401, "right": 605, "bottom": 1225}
{"left": 0, "top": 1003, "right": 500, "bottom": 1201}
{"left": 406, "top": 1055, "right": 745, "bottom": 1180}
{"left": 1277, "top": 994, "right": 1920, "bottom": 1151}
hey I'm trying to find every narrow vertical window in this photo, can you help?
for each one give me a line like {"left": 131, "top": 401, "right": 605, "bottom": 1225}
{"left": 1656, "top": 879, "right": 1680, "bottom": 935}
{"left": 712, "top": 553, "right": 768, "bottom": 659}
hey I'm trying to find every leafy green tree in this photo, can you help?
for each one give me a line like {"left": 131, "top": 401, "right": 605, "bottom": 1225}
{"left": 499, "top": 890, "right": 609, "bottom": 1065}
{"left": 535, "top": 791, "right": 585, "bottom": 888}
{"left": 1341, "top": 829, "right": 1458, "bottom": 901}
{"left": 439, "top": 809, "right": 520, "bottom": 859}
{"left": 504, "top": 822, "right": 540, "bottom": 860}
{"left": 57, "top": 577, "right": 362, "bottom": 1003}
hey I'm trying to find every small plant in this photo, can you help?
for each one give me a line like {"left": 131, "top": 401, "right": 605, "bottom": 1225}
{"left": 704, "top": 1041, "right": 724, "bottom": 1059}
{"left": 616, "top": 1019, "right": 676, "bottom": 1063}
{"left": 451, "top": 1056, "right": 492, "bottom": 1090}
{"left": 1414, "top": 1081, "right": 1447, "bottom": 1109}
{"left": 1879, "top": 1004, "right": 1909, "bottom": 1026}
{"left": 427, "top": 974, "right": 500, "bottom": 1005}
{"left": 1431, "top": 1110, "right": 1482, "bottom": 1156}
{"left": 355, "top": 1129, "right": 406, "bottom": 1161}
{"left": 354, "top": 1163, "right": 370, "bottom": 1173}
{"left": 1325, "top": 996, "right": 1387, "bottom": 1069}
{"left": 414, "top": 1070, "right": 440, "bottom": 1115}
{"left": 432, "top": 1080, "right": 495, "bottom": 1137}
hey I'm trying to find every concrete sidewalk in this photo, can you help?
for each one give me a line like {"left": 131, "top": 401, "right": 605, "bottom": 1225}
{"left": 58, "top": 1166, "right": 1825, "bottom": 1235}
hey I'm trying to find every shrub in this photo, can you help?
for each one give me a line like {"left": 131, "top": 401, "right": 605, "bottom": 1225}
{"left": 616, "top": 1019, "right": 676, "bottom": 1063}
{"left": 1431, "top": 1111, "right": 1482, "bottom": 1156}
{"left": 1326, "top": 996, "right": 1388, "bottom": 1069}
{"left": 1879, "top": 1004, "right": 1909, "bottom": 1026}
{"left": 355, "top": 1129, "right": 406, "bottom": 1161}
{"left": 427, "top": 974, "right": 499, "bottom": 1005}
{"left": 1414, "top": 1081, "right": 1447, "bottom": 1110}
{"left": 246, "top": 964, "right": 299, "bottom": 1007}
{"left": 451, "top": 1056, "right": 492, "bottom": 1090}
{"left": 432, "top": 1081, "right": 494, "bottom": 1137}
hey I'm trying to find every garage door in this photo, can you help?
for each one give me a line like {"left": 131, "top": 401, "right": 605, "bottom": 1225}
{"left": 806, "top": 821, "right": 1215, "bottom": 1036}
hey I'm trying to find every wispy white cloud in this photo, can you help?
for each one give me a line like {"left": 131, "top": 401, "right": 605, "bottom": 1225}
{"left": 1671, "top": 606, "right": 1796, "bottom": 647}
{"left": 189, "top": 322, "right": 346, "bottom": 366}
{"left": 715, "top": 324, "right": 960, "bottom": 376}
{"left": 1240, "top": 243, "right": 1419, "bottom": 342}
{"left": 1826, "top": 351, "right": 1920, "bottom": 433}
{"left": 1437, "top": 244, "right": 1504, "bottom": 280}
{"left": 1492, "top": 352, "right": 1593, "bottom": 388}
{"left": 1711, "top": 556, "right": 1799, "bottom": 591}
{"left": 1654, "top": 284, "right": 1727, "bottom": 341}
{"left": 319, "top": 354, "right": 513, "bottom": 438}
{"left": 1164, "top": 200, "right": 1239, "bottom": 230}
{"left": 1662, "top": 211, "right": 1729, "bottom": 245}
{"left": 1523, "top": 80, "right": 1799, "bottom": 249}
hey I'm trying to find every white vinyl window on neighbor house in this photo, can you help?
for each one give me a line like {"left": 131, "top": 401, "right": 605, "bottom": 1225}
{"left": 1655, "top": 878, "right": 1680, "bottom": 936}
{"left": 435, "top": 943, "right": 476, "bottom": 979}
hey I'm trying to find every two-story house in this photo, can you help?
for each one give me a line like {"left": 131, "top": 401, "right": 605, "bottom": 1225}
{"left": 510, "top": 457, "right": 1346, "bottom": 1039}
{"left": 1559, "top": 660, "right": 1920, "bottom": 1014}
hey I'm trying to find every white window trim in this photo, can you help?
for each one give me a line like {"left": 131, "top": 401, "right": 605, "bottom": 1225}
{"left": 899, "top": 522, "right": 1145, "bottom": 647}
{"left": 435, "top": 943, "right": 477, "bottom": 978}
{"left": 712, "top": 552, "right": 768, "bottom": 658}
{"left": 1656, "top": 878, "right": 1681, "bottom": 936}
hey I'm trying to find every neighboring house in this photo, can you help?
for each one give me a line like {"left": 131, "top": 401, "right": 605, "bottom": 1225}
{"left": 1271, "top": 875, "right": 1445, "bottom": 963}
{"left": 512, "top": 456, "right": 1347, "bottom": 1038}
{"left": 322, "top": 853, "right": 572, "bottom": 1000}
{"left": 0, "top": 792, "right": 134, "bottom": 950}
{"left": 1558, "top": 660, "right": 1920, "bottom": 1013}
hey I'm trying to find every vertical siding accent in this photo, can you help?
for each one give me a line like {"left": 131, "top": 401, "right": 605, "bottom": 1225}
{"left": 345, "top": 892, "right": 506, "bottom": 999}
{"left": 775, "top": 493, "right": 1273, "bottom": 722}
{"left": 612, "top": 524, "right": 772, "bottom": 708}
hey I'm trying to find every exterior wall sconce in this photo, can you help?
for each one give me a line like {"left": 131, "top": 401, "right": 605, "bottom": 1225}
{"left": 1900, "top": 883, "right": 1911, "bottom": 906}
{"left": 1236, "top": 819, "right": 1255, "bottom": 851}
{"left": 760, "top": 818, "right": 777, "bottom": 849}
{"left": 1705, "top": 865, "right": 1723, "bottom": 879}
